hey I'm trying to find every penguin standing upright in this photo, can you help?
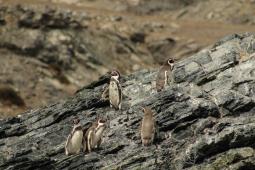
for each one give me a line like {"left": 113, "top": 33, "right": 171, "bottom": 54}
{"left": 156, "top": 58, "right": 175, "bottom": 92}
{"left": 84, "top": 118, "right": 107, "bottom": 153}
{"left": 140, "top": 107, "right": 156, "bottom": 146}
{"left": 65, "top": 117, "right": 83, "bottom": 155}
{"left": 109, "top": 70, "right": 122, "bottom": 110}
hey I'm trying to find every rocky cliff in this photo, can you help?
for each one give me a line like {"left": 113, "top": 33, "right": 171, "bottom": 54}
{"left": 1, "top": 33, "right": 255, "bottom": 170}
{"left": 1, "top": 0, "right": 255, "bottom": 117}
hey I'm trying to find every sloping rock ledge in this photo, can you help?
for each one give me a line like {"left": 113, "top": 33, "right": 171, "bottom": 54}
{"left": 1, "top": 33, "right": 255, "bottom": 170}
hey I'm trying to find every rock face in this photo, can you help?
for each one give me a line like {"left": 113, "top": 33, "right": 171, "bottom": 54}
{"left": 4, "top": 0, "right": 254, "bottom": 117}
{"left": 0, "top": 3, "right": 157, "bottom": 74}
{"left": 1, "top": 33, "right": 255, "bottom": 169}
{"left": 0, "top": 3, "right": 156, "bottom": 117}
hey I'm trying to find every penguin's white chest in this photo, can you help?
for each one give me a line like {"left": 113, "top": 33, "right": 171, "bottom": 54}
{"left": 109, "top": 81, "right": 119, "bottom": 102}
{"left": 110, "top": 81, "right": 118, "bottom": 91}
{"left": 94, "top": 128, "right": 104, "bottom": 144}
{"left": 70, "top": 130, "right": 83, "bottom": 151}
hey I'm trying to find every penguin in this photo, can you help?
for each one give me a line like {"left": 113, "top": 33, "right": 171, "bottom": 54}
{"left": 140, "top": 107, "right": 156, "bottom": 146}
{"left": 82, "top": 125, "right": 90, "bottom": 153}
{"left": 109, "top": 70, "right": 122, "bottom": 110}
{"left": 85, "top": 121, "right": 97, "bottom": 153}
{"left": 65, "top": 117, "right": 84, "bottom": 155}
{"left": 156, "top": 58, "right": 175, "bottom": 92}
{"left": 84, "top": 118, "right": 107, "bottom": 153}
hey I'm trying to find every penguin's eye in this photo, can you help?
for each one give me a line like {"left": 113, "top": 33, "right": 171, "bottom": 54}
{"left": 111, "top": 70, "right": 120, "bottom": 77}
{"left": 169, "top": 59, "right": 174, "bottom": 63}
{"left": 99, "top": 119, "right": 106, "bottom": 124}
{"left": 111, "top": 71, "right": 117, "bottom": 76}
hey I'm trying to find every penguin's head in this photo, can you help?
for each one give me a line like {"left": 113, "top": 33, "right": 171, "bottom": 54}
{"left": 111, "top": 70, "right": 120, "bottom": 80}
{"left": 73, "top": 117, "right": 80, "bottom": 125}
{"left": 141, "top": 106, "right": 152, "bottom": 116}
{"left": 94, "top": 118, "right": 107, "bottom": 131}
{"left": 97, "top": 118, "right": 106, "bottom": 127}
{"left": 167, "top": 58, "right": 175, "bottom": 70}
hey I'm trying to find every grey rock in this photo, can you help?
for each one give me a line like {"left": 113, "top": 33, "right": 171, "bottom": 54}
{"left": 2, "top": 33, "right": 255, "bottom": 169}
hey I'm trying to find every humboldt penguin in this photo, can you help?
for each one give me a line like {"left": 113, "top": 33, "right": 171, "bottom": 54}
{"left": 109, "top": 70, "right": 122, "bottom": 110}
{"left": 84, "top": 118, "right": 107, "bottom": 153}
{"left": 140, "top": 107, "right": 156, "bottom": 146}
{"left": 156, "top": 58, "right": 175, "bottom": 92}
{"left": 65, "top": 117, "right": 83, "bottom": 155}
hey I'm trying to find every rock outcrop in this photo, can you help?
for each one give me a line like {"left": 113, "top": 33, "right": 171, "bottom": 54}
{"left": 0, "top": 2, "right": 156, "bottom": 116}
{"left": 1, "top": 33, "right": 255, "bottom": 170}
{"left": 0, "top": 3, "right": 155, "bottom": 75}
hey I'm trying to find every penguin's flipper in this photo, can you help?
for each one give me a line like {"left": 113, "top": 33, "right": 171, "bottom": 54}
{"left": 117, "top": 80, "right": 122, "bottom": 108}
{"left": 95, "top": 138, "right": 102, "bottom": 149}
{"left": 87, "top": 130, "right": 95, "bottom": 153}
{"left": 101, "top": 84, "right": 109, "bottom": 101}
{"left": 65, "top": 133, "right": 73, "bottom": 155}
